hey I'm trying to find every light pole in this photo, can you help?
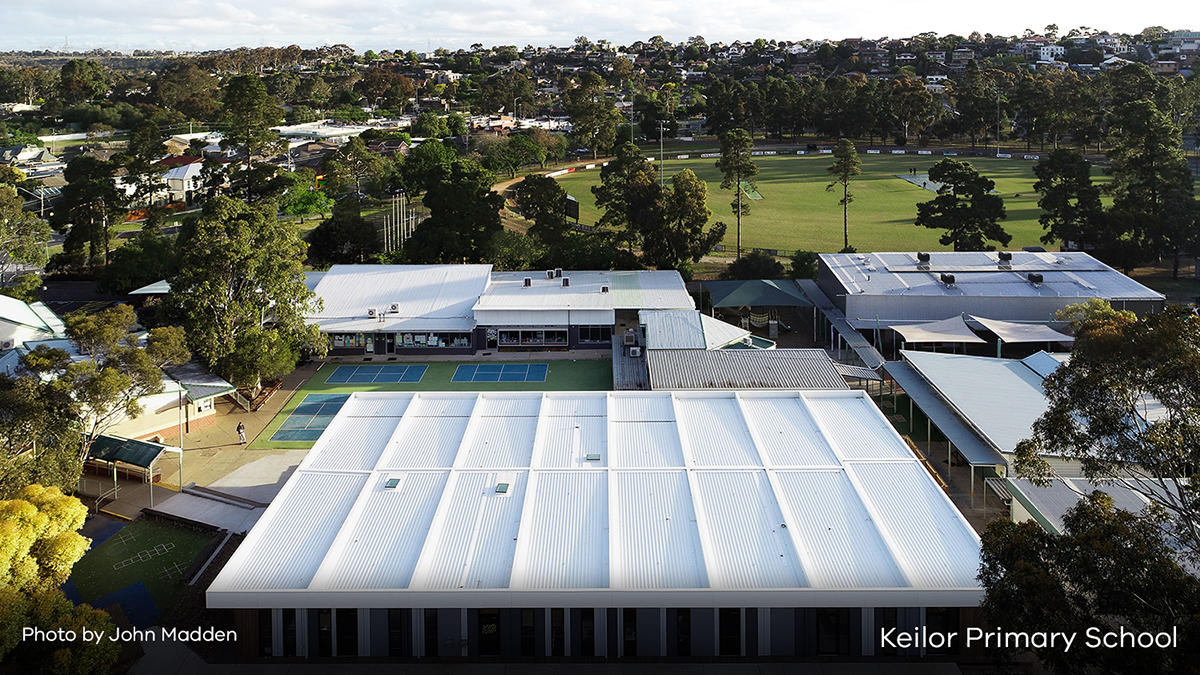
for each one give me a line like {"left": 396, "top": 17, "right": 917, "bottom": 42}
{"left": 13, "top": 184, "right": 46, "bottom": 219}
{"left": 657, "top": 120, "right": 667, "bottom": 187}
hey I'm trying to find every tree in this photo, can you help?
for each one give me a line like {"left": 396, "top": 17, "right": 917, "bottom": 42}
{"left": 169, "top": 197, "right": 324, "bottom": 388}
{"left": 412, "top": 112, "right": 451, "bottom": 138}
{"left": 826, "top": 139, "right": 862, "bottom": 251}
{"left": 979, "top": 494, "right": 1199, "bottom": 674}
{"left": 789, "top": 251, "right": 819, "bottom": 279}
{"left": 121, "top": 120, "right": 168, "bottom": 207}
{"left": 404, "top": 160, "right": 504, "bottom": 264}
{"left": 21, "top": 304, "right": 190, "bottom": 461}
{"left": 514, "top": 174, "right": 571, "bottom": 248}
{"left": 97, "top": 216, "right": 176, "bottom": 296}
{"left": 1031, "top": 149, "right": 1116, "bottom": 256}
{"left": 220, "top": 75, "right": 285, "bottom": 200}
{"left": 0, "top": 373, "right": 80, "bottom": 499}
{"left": 398, "top": 140, "right": 457, "bottom": 195}
{"left": 914, "top": 159, "right": 1010, "bottom": 251}
{"left": 305, "top": 200, "right": 380, "bottom": 266}
{"left": 279, "top": 176, "right": 333, "bottom": 223}
{"left": 0, "top": 186, "right": 51, "bottom": 281}
{"left": 592, "top": 142, "right": 662, "bottom": 250}
{"left": 51, "top": 156, "right": 126, "bottom": 267}
{"left": 564, "top": 71, "right": 619, "bottom": 159}
{"left": 0, "top": 486, "right": 121, "bottom": 674}
{"left": 318, "top": 136, "right": 387, "bottom": 199}
{"left": 1014, "top": 304, "right": 1200, "bottom": 564}
{"left": 719, "top": 250, "right": 784, "bottom": 280}
{"left": 1105, "top": 99, "right": 1196, "bottom": 277}
{"left": 642, "top": 169, "right": 726, "bottom": 273}
{"left": 950, "top": 60, "right": 992, "bottom": 146}
{"left": 58, "top": 60, "right": 106, "bottom": 105}
{"left": 891, "top": 77, "right": 935, "bottom": 140}
{"left": 715, "top": 128, "right": 758, "bottom": 259}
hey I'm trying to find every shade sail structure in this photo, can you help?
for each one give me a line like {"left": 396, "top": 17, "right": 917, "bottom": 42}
{"left": 704, "top": 279, "right": 812, "bottom": 308}
{"left": 970, "top": 316, "right": 1075, "bottom": 344}
{"left": 893, "top": 316, "right": 986, "bottom": 344}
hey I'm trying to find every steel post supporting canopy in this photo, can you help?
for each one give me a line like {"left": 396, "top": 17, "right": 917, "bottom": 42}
{"left": 892, "top": 316, "right": 986, "bottom": 344}
{"left": 969, "top": 316, "right": 1075, "bottom": 344}
{"left": 883, "top": 361, "right": 1007, "bottom": 467}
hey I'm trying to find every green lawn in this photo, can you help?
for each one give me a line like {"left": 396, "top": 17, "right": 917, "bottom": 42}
{"left": 71, "top": 519, "right": 217, "bottom": 610}
{"left": 553, "top": 153, "right": 1115, "bottom": 254}
{"left": 251, "top": 359, "right": 614, "bottom": 450}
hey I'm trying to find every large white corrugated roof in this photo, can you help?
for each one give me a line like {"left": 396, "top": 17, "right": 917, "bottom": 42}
{"left": 475, "top": 271, "right": 694, "bottom": 311}
{"left": 307, "top": 264, "right": 492, "bottom": 333}
{"left": 208, "top": 390, "right": 982, "bottom": 608}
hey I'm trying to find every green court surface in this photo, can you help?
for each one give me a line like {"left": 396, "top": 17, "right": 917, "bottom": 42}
{"left": 740, "top": 181, "right": 763, "bottom": 200}
{"left": 252, "top": 359, "right": 613, "bottom": 450}
{"left": 553, "top": 153, "right": 1115, "bottom": 253}
{"left": 71, "top": 519, "right": 217, "bottom": 610}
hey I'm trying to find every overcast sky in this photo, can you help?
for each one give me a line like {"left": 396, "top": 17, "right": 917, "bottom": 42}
{"left": 0, "top": 0, "right": 1180, "bottom": 52}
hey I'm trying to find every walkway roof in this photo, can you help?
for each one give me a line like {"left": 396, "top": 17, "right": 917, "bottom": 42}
{"left": 970, "top": 315, "right": 1075, "bottom": 344}
{"left": 893, "top": 316, "right": 986, "bottom": 344}
{"left": 704, "top": 279, "right": 812, "bottom": 308}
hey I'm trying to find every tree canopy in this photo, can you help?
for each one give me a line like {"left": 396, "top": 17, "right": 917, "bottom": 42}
{"left": 914, "top": 159, "right": 1010, "bottom": 251}
{"left": 403, "top": 160, "right": 503, "bottom": 264}
{"left": 826, "top": 139, "right": 862, "bottom": 251}
{"left": 168, "top": 196, "right": 324, "bottom": 387}
{"left": 715, "top": 128, "right": 758, "bottom": 258}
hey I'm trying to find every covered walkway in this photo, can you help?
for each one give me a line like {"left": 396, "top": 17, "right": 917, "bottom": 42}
{"left": 796, "top": 279, "right": 886, "bottom": 370}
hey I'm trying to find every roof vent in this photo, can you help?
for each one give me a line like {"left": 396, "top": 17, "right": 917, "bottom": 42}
{"left": 585, "top": 453, "right": 601, "bottom": 461}
{"left": 600, "top": 285, "right": 609, "bottom": 293}
{"left": 495, "top": 482, "right": 510, "bottom": 494}
{"left": 546, "top": 269, "right": 555, "bottom": 279}
{"left": 940, "top": 273, "right": 955, "bottom": 286}
{"left": 554, "top": 268, "right": 563, "bottom": 278}
{"left": 998, "top": 251, "right": 1012, "bottom": 261}
{"left": 384, "top": 477, "right": 402, "bottom": 489}
{"left": 1028, "top": 272, "right": 1043, "bottom": 286}
{"left": 562, "top": 277, "right": 570, "bottom": 287}
{"left": 916, "top": 252, "right": 931, "bottom": 263}
{"left": 389, "top": 302, "right": 401, "bottom": 312}
{"left": 523, "top": 277, "right": 532, "bottom": 287}
{"left": 367, "top": 307, "right": 378, "bottom": 318}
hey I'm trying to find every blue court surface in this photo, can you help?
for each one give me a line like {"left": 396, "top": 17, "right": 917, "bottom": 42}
{"left": 269, "top": 393, "right": 351, "bottom": 442}
{"left": 451, "top": 363, "right": 548, "bottom": 382}
{"left": 325, "top": 364, "right": 427, "bottom": 384}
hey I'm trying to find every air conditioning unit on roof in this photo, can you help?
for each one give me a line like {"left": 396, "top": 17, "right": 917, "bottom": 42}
{"left": 389, "top": 302, "right": 400, "bottom": 312}
{"left": 367, "top": 307, "right": 378, "bottom": 318}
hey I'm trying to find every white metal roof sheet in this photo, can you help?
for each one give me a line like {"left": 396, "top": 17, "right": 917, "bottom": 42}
{"left": 612, "top": 470, "right": 707, "bottom": 589}
{"left": 475, "top": 270, "right": 693, "bottom": 311}
{"left": 534, "top": 416, "right": 607, "bottom": 468}
{"left": 774, "top": 470, "right": 908, "bottom": 589}
{"left": 803, "top": 395, "right": 912, "bottom": 461}
{"left": 308, "top": 264, "right": 492, "bottom": 326}
{"left": 460, "top": 416, "right": 537, "bottom": 468}
{"left": 541, "top": 394, "right": 607, "bottom": 417}
{"left": 219, "top": 471, "right": 366, "bottom": 590}
{"left": 377, "top": 416, "right": 469, "bottom": 469}
{"left": 305, "top": 416, "right": 399, "bottom": 472}
{"left": 849, "top": 461, "right": 981, "bottom": 589}
{"left": 510, "top": 471, "right": 608, "bottom": 589}
{"left": 692, "top": 470, "right": 806, "bottom": 589}
{"left": 608, "top": 393, "right": 675, "bottom": 422}
{"left": 739, "top": 396, "right": 841, "bottom": 466}
{"left": 609, "top": 422, "right": 685, "bottom": 467}
{"left": 316, "top": 471, "right": 449, "bottom": 590}
{"left": 674, "top": 396, "right": 763, "bottom": 467}
{"left": 409, "top": 470, "right": 525, "bottom": 590}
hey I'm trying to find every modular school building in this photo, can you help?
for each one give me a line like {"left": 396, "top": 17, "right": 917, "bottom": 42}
{"left": 208, "top": 390, "right": 984, "bottom": 660}
{"left": 308, "top": 265, "right": 695, "bottom": 357}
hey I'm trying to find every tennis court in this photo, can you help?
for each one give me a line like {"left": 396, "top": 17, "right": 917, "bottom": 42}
{"left": 269, "top": 393, "right": 350, "bottom": 442}
{"left": 452, "top": 363, "right": 549, "bottom": 382}
{"left": 325, "top": 364, "right": 428, "bottom": 384}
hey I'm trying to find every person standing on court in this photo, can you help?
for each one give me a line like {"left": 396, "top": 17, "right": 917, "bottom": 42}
{"left": 237, "top": 421, "right": 246, "bottom": 445}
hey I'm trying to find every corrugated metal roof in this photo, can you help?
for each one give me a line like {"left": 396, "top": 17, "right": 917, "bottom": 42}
{"left": 822, "top": 251, "right": 1164, "bottom": 301}
{"left": 641, "top": 310, "right": 751, "bottom": 350}
{"left": 209, "top": 390, "right": 982, "bottom": 606}
{"left": 902, "top": 349, "right": 1050, "bottom": 455}
{"left": 476, "top": 270, "right": 693, "bottom": 312}
{"left": 308, "top": 264, "right": 491, "bottom": 332}
{"left": 1008, "top": 477, "right": 1151, "bottom": 536}
{"left": 511, "top": 471, "right": 608, "bottom": 588}
{"left": 647, "top": 349, "right": 849, "bottom": 390}
{"left": 612, "top": 470, "right": 707, "bottom": 589}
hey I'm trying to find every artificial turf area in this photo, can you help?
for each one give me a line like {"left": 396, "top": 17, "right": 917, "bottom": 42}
{"left": 71, "top": 519, "right": 217, "bottom": 611}
{"left": 552, "top": 153, "right": 1117, "bottom": 254}
{"left": 252, "top": 359, "right": 614, "bottom": 450}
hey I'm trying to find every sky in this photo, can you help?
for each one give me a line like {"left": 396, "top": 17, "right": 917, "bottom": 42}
{"left": 0, "top": 0, "right": 1181, "bottom": 53}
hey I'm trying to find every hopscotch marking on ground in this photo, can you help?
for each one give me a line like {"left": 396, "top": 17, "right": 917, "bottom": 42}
{"left": 157, "top": 561, "right": 189, "bottom": 580}
{"left": 113, "top": 542, "right": 175, "bottom": 570}
{"left": 114, "top": 530, "right": 139, "bottom": 546}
